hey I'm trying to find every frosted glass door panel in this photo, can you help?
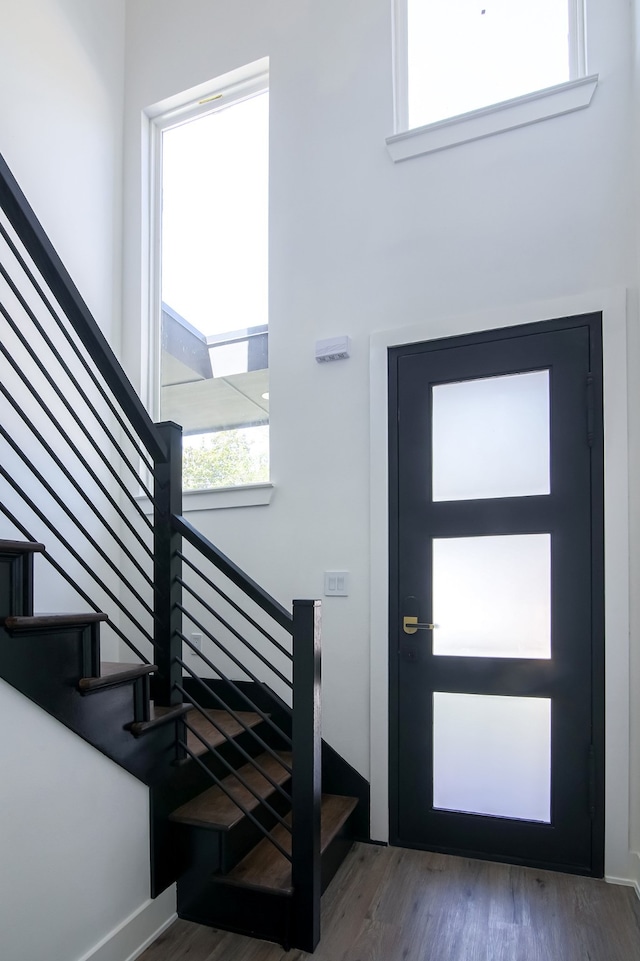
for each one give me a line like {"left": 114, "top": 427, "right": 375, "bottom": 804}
{"left": 433, "top": 693, "right": 551, "bottom": 822}
{"left": 433, "top": 534, "right": 551, "bottom": 658}
{"left": 432, "top": 371, "right": 550, "bottom": 501}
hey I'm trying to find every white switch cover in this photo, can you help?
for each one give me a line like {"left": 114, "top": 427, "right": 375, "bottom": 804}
{"left": 324, "top": 571, "right": 349, "bottom": 596}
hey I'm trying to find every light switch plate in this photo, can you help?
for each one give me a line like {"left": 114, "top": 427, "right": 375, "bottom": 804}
{"left": 324, "top": 571, "right": 349, "bottom": 596}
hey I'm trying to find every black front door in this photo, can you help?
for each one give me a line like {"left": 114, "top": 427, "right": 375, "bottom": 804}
{"left": 388, "top": 314, "right": 604, "bottom": 875}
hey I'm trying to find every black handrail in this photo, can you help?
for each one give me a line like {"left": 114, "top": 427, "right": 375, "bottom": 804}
{"left": 174, "top": 514, "right": 293, "bottom": 631}
{"left": 0, "top": 152, "right": 167, "bottom": 465}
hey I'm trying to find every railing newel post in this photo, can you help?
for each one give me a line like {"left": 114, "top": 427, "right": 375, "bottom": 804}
{"left": 291, "top": 597, "right": 322, "bottom": 953}
{"left": 153, "top": 421, "right": 183, "bottom": 706}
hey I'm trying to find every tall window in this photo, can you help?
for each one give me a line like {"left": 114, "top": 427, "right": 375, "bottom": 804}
{"left": 399, "top": 0, "right": 585, "bottom": 130}
{"left": 155, "top": 75, "right": 269, "bottom": 491}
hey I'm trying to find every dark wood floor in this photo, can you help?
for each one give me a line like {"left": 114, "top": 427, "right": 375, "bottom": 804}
{"left": 139, "top": 843, "right": 640, "bottom": 961}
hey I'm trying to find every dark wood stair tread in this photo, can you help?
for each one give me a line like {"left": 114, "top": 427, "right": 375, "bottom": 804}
{"left": 130, "top": 702, "right": 191, "bottom": 736}
{"left": 79, "top": 661, "right": 156, "bottom": 692}
{"left": 4, "top": 612, "right": 108, "bottom": 631}
{"left": 223, "top": 794, "right": 358, "bottom": 894}
{"left": 0, "top": 540, "right": 45, "bottom": 554}
{"left": 170, "top": 751, "right": 293, "bottom": 830}
{"left": 185, "top": 708, "right": 265, "bottom": 758}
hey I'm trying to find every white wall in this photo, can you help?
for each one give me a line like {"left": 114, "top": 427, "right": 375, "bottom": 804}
{"left": 122, "top": 0, "right": 640, "bottom": 883}
{"left": 0, "top": 3, "right": 175, "bottom": 959}
{"left": 1, "top": 0, "right": 126, "bottom": 345}
{"left": 0, "top": 682, "right": 168, "bottom": 961}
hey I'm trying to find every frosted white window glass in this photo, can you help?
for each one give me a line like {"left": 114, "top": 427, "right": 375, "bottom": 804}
{"left": 432, "top": 370, "right": 550, "bottom": 502}
{"left": 407, "top": 0, "right": 571, "bottom": 128}
{"left": 433, "top": 692, "right": 551, "bottom": 822}
{"left": 433, "top": 534, "right": 551, "bottom": 658}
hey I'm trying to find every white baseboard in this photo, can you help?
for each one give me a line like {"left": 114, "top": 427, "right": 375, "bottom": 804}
{"left": 76, "top": 886, "right": 177, "bottom": 961}
{"left": 605, "top": 872, "right": 640, "bottom": 900}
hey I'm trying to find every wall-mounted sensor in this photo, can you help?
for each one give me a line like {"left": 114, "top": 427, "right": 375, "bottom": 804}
{"left": 315, "top": 336, "right": 350, "bottom": 363}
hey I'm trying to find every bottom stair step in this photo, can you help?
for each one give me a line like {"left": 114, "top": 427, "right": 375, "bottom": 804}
{"left": 224, "top": 793, "right": 358, "bottom": 894}
{"left": 177, "top": 793, "right": 359, "bottom": 948}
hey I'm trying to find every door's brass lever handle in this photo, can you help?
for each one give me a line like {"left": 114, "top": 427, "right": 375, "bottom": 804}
{"left": 403, "top": 616, "right": 438, "bottom": 635}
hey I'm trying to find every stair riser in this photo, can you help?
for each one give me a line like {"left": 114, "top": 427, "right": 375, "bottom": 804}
{"left": 218, "top": 778, "right": 292, "bottom": 873}
{"left": 178, "top": 881, "right": 292, "bottom": 949}
{"left": 0, "top": 552, "right": 34, "bottom": 619}
{"left": 170, "top": 724, "right": 275, "bottom": 811}
{"left": 185, "top": 678, "right": 371, "bottom": 841}
{"left": 149, "top": 722, "right": 272, "bottom": 897}
{"left": 176, "top": 800, "right": 359, "bottom": 949}
{"left": 0, "top": 626, "right": 176, "bottom": 784}
{"left": 321, "top": 834, "right": 354, "bottom": 894}
{"left": 183, "top": 678, "right": 292, "bottom": 735}
{"left": 171, "top": 823, "right": 222, "bottom": 895}
{"left": 169, "top": 777, "right": 294, "bottom": 883}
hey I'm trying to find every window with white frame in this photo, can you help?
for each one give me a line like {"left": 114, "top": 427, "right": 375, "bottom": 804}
{"left": 396, "top": 0, "right": 586, "bottom": 131}
{"left": 151, "top": 72, "right": 269, "bottom": 491}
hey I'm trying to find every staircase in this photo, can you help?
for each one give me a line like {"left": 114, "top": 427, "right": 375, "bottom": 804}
{"left": 0, "top": 536, "right": 362, "bottom": 950}
{"left": 0, "top": 154, "right": 369, "bottom": 953}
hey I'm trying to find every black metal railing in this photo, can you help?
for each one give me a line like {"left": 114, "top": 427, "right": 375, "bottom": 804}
{"left": 0, "top": 152, "right": 323, "bottom": 952}
{"left": 0, "top": 154, "right": 162, "bottom": 665}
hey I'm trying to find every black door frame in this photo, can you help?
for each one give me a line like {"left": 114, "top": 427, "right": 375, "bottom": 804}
{"left": 387, "top": 312, "right": 605, "bottom": 876}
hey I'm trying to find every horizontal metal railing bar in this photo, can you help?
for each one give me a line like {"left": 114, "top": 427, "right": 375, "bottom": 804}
{"left": 0, "top": 502, "right": 151, "bottom": 663}
{"left": 178, "top": 604, "right": 293, "bottom": 695}
{"left": 176, "top": 736, "right": 292, "bottom": 862}
{"left": 0, "top": 422, "right": 154, "bottom": 617}
{"left": 0, "top": 380, "right": 154, "bottom": 579}
{"left": 0, "top": 463, "right": 156, "bottom": 647}
{"left": 0, "top": 301, "right": 157, "bottom": 519}
{"left": 180, "top": 714, "right": 292, "bottom": 831}
{"left": 0, "top": 237, "right": 157, "bottom": 490}
{"left": 178, "top": 635, "right": 292, "bottom": 745}
{"left": 176, "top": 663, "right": 293, "bottom": 780}
{"left": 0, "top": 153, "right": 167, "bottom": 465}
{"left": 0, "top": 326, "right": 153, "bottom": 546}
{"left": 174, "top": 515, "right": 293, "bottom": 633}
{"left": 179, "top": 552, "right": 292, "bottom": 660}
{"left": 179, "top": 578, "right": 292, "bottom": 687}
{"left": 0, "top": 220, "right": 156, "bottom": 476}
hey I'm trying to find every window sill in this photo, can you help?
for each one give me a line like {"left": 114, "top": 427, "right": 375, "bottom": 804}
{"left": 138, "top": 482, "right": 274, "bottom": 515}
{"left": 386, "top": 74, "right": 599, "bottom": 163}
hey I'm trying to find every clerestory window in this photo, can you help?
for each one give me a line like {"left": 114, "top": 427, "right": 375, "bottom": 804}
{"left": 393, "top": 1, "right": 587, "bottom": 131}
{"left": 151, "top": 70, "right": 269, "bottom": 491}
